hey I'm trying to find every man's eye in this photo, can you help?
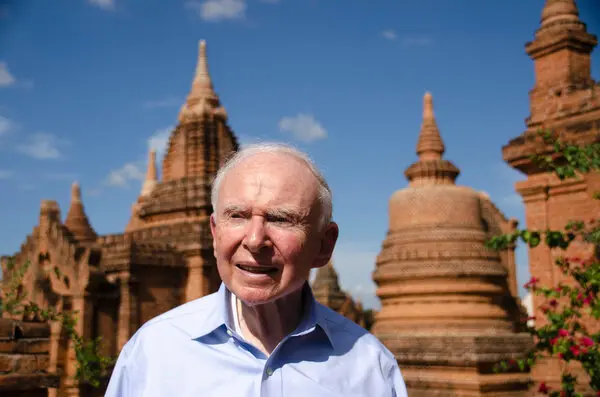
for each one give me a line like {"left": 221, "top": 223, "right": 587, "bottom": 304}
{"left": 267, "top": 216, "right": 290, "bottom": 223}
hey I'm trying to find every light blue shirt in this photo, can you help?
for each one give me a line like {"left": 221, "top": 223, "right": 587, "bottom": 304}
{"left": 105, "top": 283, "right": 408, "bottom": 397}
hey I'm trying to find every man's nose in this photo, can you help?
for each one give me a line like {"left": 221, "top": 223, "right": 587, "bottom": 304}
{"left": 242, "top": 216, "right": 272, "bottom": 252}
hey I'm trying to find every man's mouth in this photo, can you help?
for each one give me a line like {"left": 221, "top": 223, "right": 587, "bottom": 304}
{"left": 236, "top": 264, "right": 278, "bottom": 274}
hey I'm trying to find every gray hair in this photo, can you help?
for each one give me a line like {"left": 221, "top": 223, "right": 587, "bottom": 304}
{"left": 211, "top": 142, "right": 333, "bottom": 229}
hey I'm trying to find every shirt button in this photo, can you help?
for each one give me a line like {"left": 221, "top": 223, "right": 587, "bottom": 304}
{"left": 226, "top": 329, "right": 233, "bottom": 336}
{"left": 266, "top": 368, "right": 273, "bottom": 376}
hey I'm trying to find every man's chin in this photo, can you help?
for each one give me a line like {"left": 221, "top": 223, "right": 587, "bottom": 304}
{"left": 230, "top": 284, "right": 279, "bottom": 306}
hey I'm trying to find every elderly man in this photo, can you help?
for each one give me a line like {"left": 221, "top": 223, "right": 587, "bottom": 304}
{"left": 105, "top": 143, "right": 408, "bottom": 397}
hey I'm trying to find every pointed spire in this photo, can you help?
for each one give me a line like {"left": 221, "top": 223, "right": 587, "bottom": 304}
{"left": 64, "top": 182, "right": 97, "bottom": 244}
{"left": 313, "top": 261, "right": 342, "bottom": 293}
{"left": 190, "top": 39, "right": 216, "bottom": 100}
{"left": 193, "top": 40, "right": 214, "bottom": 90}
{"left": 140, "top": 149, "right": 158, "bottom": 197}
{"left": 71, "top": 181, "right": 82, "bottom": 202}
{"left": 405, "top": 92, "right": 460, "bottom": 186}
{"left": 178, "top": 39, "right": 221, "bottom": 122}
{"left": 540, "top": 0, "right": 580, "bottom": 29}
{"left": 416, "top": 92, "right": 445, "bottom": 161}
{"left": 312, "top": 261, "right": 347, "bottom": 309}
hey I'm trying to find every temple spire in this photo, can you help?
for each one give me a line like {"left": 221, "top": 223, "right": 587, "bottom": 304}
{"left": 416, "top": 92, "right": 445, "bottom": 161}
{"left": 64, "top": 181, "right": 97, "bottom": 244}
{"left": 71, "top": 181, "right": 82, "bottom": 202}
{"left": 193, "top": 40, "right": 214, "bottom": 91}
{"left": 178, "top": 39, "right": 222, "bottom": 122}
{"left": 140, "top": 149, "right": 158, "bottom": 197}
{"left": 187, "top": 39, "right": 216, "bottom": 100}
{"left": 540, "top": 0, "right": 580, "bottom": 29}
{"left": 405, "top": 92, "right": 460, "bottom": 186}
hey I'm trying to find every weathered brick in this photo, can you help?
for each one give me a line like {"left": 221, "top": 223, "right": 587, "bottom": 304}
{"left": 504, "top": 1, "right": 600, "bottom": 395}
{"left": 0, "top": 354, "right": 15, "bottom": 373}
{"left": 0, "top": 319, "right": 58, "bottom": 394}
{"left": 0, "top": 339, "right": 51, "bottom": 354}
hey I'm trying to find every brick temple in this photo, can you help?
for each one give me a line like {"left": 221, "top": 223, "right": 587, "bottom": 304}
{"left": 0, "top": 39, "right": 368, "bottom": 397}
{"left": 1, "top": 0, "right": 599, "bottom": 396}
{"left": 503, "top": 0, "right": 600, "bottom": 392}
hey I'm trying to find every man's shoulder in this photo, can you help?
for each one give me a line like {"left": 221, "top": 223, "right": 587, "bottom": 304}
{"left": 129, "top": 291, "right": 221, "bottom": 344}
{"left": 314, "top": 303, "right": 396, "bottom": 362}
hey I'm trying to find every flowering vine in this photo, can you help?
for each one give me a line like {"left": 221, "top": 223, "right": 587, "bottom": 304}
{"left": 486, "top": 130, "right": 600, "bottom": 397}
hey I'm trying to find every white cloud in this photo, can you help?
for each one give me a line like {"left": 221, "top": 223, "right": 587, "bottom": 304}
{"left": 0, "top": 115, "right": 14, "bottom": 136}
{"left": 185, "top": 0, "right": 246, "bottom": 21}
{"left": 102, "top": 126, "right": 172, "bottom": 190}
{"left": 105, "top": 162, "right": 145, "bottom": 187}
{"left": 148, "top": 126, "right": 172, "bottom": 162}
{"left": 0, "top": 62, "right": 16, "bottom": 87}
{"left": 16, "top": 133, "right": 67, "bottom": 160}
{"left": 0, "top": 170, "right": 13, "bottom": 179}
{"left": 88, "top": 0, "right": 115, "bottom": 11}
{"left": 278, "top": 113, "right": 328, "bottom": 143}
{"left": 142, "top": 97, "right": 181, "bottom": 109}
{"left": 381, "top": 29, "right": 397, "bottom": 41}
{"left": 401, "top": 36, "right": 432, "bottom": 47}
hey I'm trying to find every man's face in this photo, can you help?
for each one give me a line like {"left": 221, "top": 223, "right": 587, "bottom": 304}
{"left": 210, "top": 153, "right": 338, "bottom": 305}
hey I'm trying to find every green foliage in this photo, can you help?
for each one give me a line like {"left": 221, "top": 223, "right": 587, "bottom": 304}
{"left": 486, "top": 130, "right": 600, "bottom": 396}
{"left": 0, "top": 259, "right": 114, "bottom": 388}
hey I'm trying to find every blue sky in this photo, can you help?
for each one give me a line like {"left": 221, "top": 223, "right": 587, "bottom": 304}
{"left": 1, "top": 0, "right": 599, "bottom": 309}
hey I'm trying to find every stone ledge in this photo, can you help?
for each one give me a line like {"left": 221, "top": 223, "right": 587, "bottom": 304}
{"left": 0, "top": 319, "right": 59, "bottom": 392}
{"left": 0, "top": 320, "right": 50, "bottom": 339}
{"left": 0, "top": 373, "right": 60, "bottom": 391}
{"left": 377, "top": 333, "right": 534, "bottom": 365}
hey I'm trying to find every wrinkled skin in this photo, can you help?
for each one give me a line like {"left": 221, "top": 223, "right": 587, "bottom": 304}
{"left": 210, "top": 152, "right": 338, "bottom": 306}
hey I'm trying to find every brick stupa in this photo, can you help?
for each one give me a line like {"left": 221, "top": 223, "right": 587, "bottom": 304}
{"left": 372, "top": 93, "right": 533, "bottom": 397}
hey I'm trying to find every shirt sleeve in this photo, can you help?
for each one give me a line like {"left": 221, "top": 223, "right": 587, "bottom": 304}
{"left": 104, "top": 343, "right": 132, "bottom": 397}
{"left": 388, "top": 361, "right": 409, "bottom": 397}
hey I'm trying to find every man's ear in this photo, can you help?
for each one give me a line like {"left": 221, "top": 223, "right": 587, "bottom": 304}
{"left": 313, "top": 222, "right": 339, "bottom": 269}
{"left": 210, "top": 213, "right": 218, "bottom": 257}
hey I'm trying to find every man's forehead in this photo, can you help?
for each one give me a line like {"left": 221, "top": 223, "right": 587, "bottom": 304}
{"left": 222, "top": 153, "right": 316, "bottom": 188}
{"left": 218, "top": 153, "right": 319, "bottom": 207}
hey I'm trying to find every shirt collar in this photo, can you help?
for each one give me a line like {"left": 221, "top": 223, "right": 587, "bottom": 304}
{"left": 191, "top": 282, "right": 335, "bottom": 348}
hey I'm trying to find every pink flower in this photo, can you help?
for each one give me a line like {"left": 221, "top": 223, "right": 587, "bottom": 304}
{"left": 538, "top": 382, "right": 549, "bottom": 394}
{"left": 524, "top": 277, "right": 540, "bottom": 289}
{"left": 558, "top": 329, "right": 569, "bottom": 337}
{"left": 570, "top": 345, "right": 581, "bottom": 356}
{"left": 549, "top": 299, "right": 558, "bottom": 307}
{"left": 581, "top": 336, "right": 594, "bottom": 347}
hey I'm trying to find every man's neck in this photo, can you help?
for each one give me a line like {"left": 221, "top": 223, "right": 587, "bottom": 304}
{"left": 235, "top": 286, "right": 305, "bottom": 355}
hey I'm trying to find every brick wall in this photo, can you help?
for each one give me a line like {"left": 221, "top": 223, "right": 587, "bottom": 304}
{"left": 0, "top": 318, "right": 59, "bottom": 397}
